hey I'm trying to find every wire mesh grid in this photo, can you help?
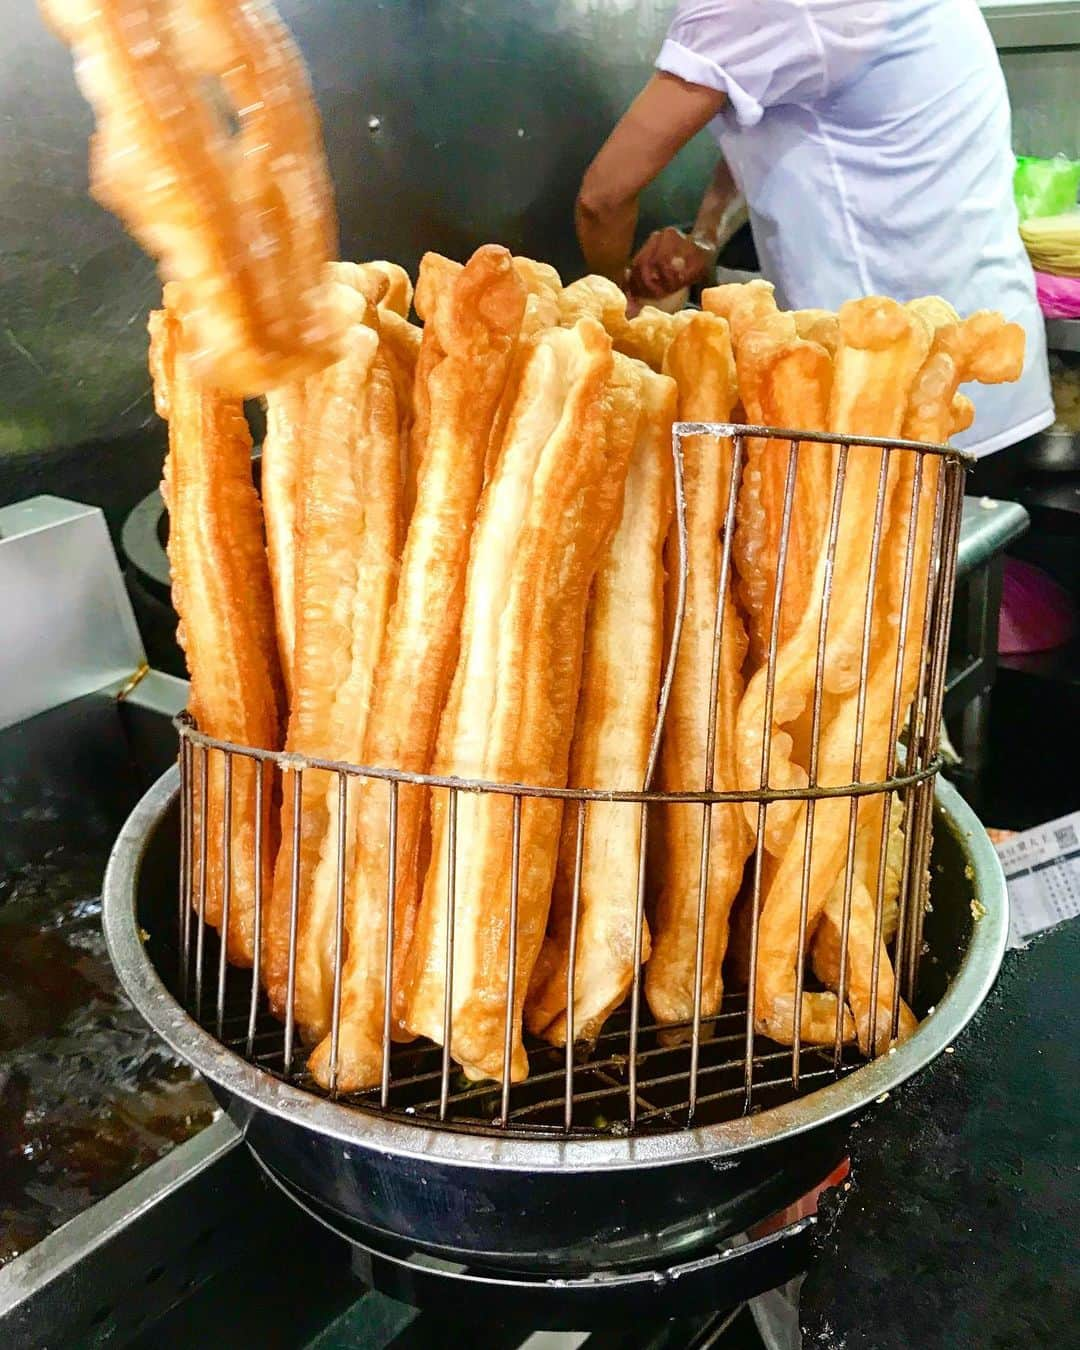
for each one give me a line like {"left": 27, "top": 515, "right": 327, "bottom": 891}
{"left": 172, "top": 422, "right": 968, "bottom": 1139}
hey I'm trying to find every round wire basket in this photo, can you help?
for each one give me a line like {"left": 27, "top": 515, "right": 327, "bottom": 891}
{"left": 173, "top": 422, "right": 970, "bottom": 1139}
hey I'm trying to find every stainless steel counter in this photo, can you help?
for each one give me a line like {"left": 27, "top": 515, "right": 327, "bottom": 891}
{"left": 981, "top": 1, "right": 1080, "bottom": 50}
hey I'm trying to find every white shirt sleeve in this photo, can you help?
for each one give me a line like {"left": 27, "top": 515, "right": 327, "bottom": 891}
{"left": 656, "top": 0, "right": 829, "bottom": 127}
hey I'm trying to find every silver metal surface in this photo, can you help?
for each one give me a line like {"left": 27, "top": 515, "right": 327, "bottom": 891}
{"left": 0, "top": 495, "right": 145, "bottom": 731}
{"left": 1027, "top": 427, "right": 1080, "bottom": 473}
{"left": 0, "top": 1115, "right": 243, "bottom": 1350}
{"left": 956, "top": 497, "right": 1030, "bottom": 579}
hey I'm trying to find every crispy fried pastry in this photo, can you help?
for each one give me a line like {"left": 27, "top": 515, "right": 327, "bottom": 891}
{"left": 149, "top": 289, "right": 284, "bottom": 966}
{"left": 732, "top": 330, "right": 835, "bottom": 666}
{"left": 406, "top": 253, "right": 465, "bottom": 512}
{"left": 808, "top": 304, "right": 1024, "bottom": 1052}
{"left": 329, "top": 261, "right": 421, "bottom": 435}
{"left": 362, "top": 261, "right": 414, "bottom": 318}
{"left": 513, "top": 257, "right": 563, "bottom": 310}
{"left": 262, "top": 294, "right": 402, "bottom": 1039}
{"left": 483, "top": 260, "right": 564, "bottom": 483}
{"left": 558, "top": 274, "right": 630, "bottom": 345}
{"left": 747, "top": 299, "right": 933, "bottom": 1045}
{"left": 702, "top": 280, "right": 796, "bottom": 348}
{"left": 736, "top": 300, "right": 932, "bottom": 856}
{"left": 309, "top": 246, "right": 528, "bottom": 1091}
{"left": 45, "top": 0, "right": 342, "bottom": 394}
{"left": 616, "top": 305, "right": 686, "bottom": 371}
{"left": 403, "top": 319, "right": 640, "bottom": 1083}
{"left": 812, "top": 796, "right": 915, "bottom": 1054}
{"left": 262, "top": 380, "right": 306, "bottom": 698}
{"left": 262, "top": 269, "right": 418, "bottom": 698}
{"left": 793, "top": 309, "right": 840, "bottom": 356}
{"left": 753, "top": 301, "right": 1023, "bottom": 1050}
{"left": 526, "top": 367, "right": 677, "bottom": 1045}
{"left": 645, "top": 312, "right": 753, "bottom": 1032}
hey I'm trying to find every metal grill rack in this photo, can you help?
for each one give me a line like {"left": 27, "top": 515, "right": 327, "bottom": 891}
{"left": 173, "top": 423, "right": 969, "bottom": 1140}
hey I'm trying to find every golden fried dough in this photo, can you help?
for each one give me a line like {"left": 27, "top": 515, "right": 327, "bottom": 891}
{"left": 263, "top": 295, "right": 402, "bottom": 1039}
{"left": 309, "top": 246, "right": 528, "bottom": 1091}
{"left": 150, "top": 289, "right": 284, "bottom": 966}
{"left": 732, "top": 330, "right": 835, "bottom": 666}
{"left": 404, "top": 319, "right": 639, "bottom": 1083}
{"left": 746, "top": 298, "right": 933, "bottom": 1046}
{"left": 262, "top": 380, "right": 306, "bottom": 699}
{"left": 526, "top": 366, "right": 677, "bottom": 1045}
{"left": 46, "top": 0, "right": 342, "bottom": 394}
{"left": 646, "top": 312, "right": 753, "bottom": 1032}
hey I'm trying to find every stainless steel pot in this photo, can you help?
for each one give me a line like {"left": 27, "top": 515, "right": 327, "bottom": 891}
{"left": 102, "top": 766, "right": 1007, "bottom": 1307}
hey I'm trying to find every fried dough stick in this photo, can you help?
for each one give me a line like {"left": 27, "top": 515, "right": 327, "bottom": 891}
{"left": 479, "top": 258, "right": 563, "bottom": 481}
{"left": 748, "top": 299, "right": 932, "bottom": 1045}
{"left": 645, "top": 312, "right": 753, "bottom": 1031}
{"left": 526, "top": 367, "right": 677, "bottom": 1045}
{"left": 44, "top": 0, "right": 342, "bottom": 394}
{"left": 702, "top": 280, "right": 795, "bottom": 348}
{"left": 149, "top": 289, "right": 284, "bottom": 966}
{"left": 558, "top": 274, "right": 631, "bottom": 344}
{"left": 616, "top": 305, "right": 686, "bottom": 371}
{"left": 262, "top": 289, "right": 402, "bottom": 1037}
{"left": 732, "top": 329, "right": 835, "bottom": 666}
{"left": 404, "top": 320, "right": 640, "bottom": 1083}
{"left": 262, "top": 263, "right": 418, "bottom": 694}
{"left": 736, "top": 300, "right": 931, "bottom": 861}
{"left": 262, "top": 380, "right": 306, "bottom": 697}
{"left": 308, "top": 247, "right": 528, "bottom": 1091}
{"left": 812, "top": 305, "right": 1024, "bottom": 1052}
{"left": 703, "top": 287, "right": 812, "bottom": 649}
{"left": 329, "top": 260, "right": 423, "bottom": 506}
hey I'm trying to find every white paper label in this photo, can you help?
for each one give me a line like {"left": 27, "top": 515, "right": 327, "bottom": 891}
{"left": 995, "top": 810, "right": 1080, "bottom": 948}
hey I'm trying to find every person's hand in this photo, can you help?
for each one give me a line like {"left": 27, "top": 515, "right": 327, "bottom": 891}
{"left": 627, "top": 226, "right": 715, "bottom": 302}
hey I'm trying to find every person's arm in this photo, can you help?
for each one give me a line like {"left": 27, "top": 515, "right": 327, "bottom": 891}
{"left": 627, "top": 158, "right": 744, "bottom": 300}
{"left": 575, "top": 72, "right": 726, "bottom": 282}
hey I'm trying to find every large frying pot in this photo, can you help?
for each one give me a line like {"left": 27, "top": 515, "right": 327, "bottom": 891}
{"left": 101, "top": 765, "right": 1006, "bottom": 1320}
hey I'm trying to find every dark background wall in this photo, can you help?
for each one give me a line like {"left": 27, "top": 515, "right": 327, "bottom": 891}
{"left": 0, "top": 0, "right": 716, "bottom": 535}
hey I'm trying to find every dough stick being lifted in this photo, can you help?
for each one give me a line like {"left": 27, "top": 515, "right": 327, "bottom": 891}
{"left": 44, "top": 0, "right": 342, "bottom": 394}
{"left": 646, "top": 311, "right": 752, "bottom": 1033}
{"left": 262, "top": 287, "right": 402, "bottom": 1038}
{"left": 309, "top": 246, "right": 528, "bottom": 1092}
{"left": 748, "top": 298, "right": 931, "bottom": 1046}
{"left": 526, "top": 366, "right": 677, "bottom": 1045}
{"left": 149, "top": 288, "right": 284, "bottom": 966}
{"left": 404, "top": 319, "right": 640, "bottom": 1083}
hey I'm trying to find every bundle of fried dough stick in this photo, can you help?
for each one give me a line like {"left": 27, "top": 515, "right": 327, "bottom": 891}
{"left": 57, "top": 0, "right": 1030, "bottom": 1096}
{"left": 153, "top": 261, "right": 1023, "bottom": 1092}
{"left": 56, "top": 0, "right": 1028, "bottom": 1091}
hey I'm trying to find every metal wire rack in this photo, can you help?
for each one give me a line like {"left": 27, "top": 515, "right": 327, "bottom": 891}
{"left": 173, "top": 423, "right": 968, "bottom": 1140}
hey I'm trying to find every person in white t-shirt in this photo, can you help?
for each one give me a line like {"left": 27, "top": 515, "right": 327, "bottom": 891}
{"left": 575, "top": 0, "right": 1053, "bottom": 469}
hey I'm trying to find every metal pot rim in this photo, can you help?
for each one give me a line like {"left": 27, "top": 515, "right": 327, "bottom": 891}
{"left": 102, "top": 767, "right": 1007, "bottom": 1175}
